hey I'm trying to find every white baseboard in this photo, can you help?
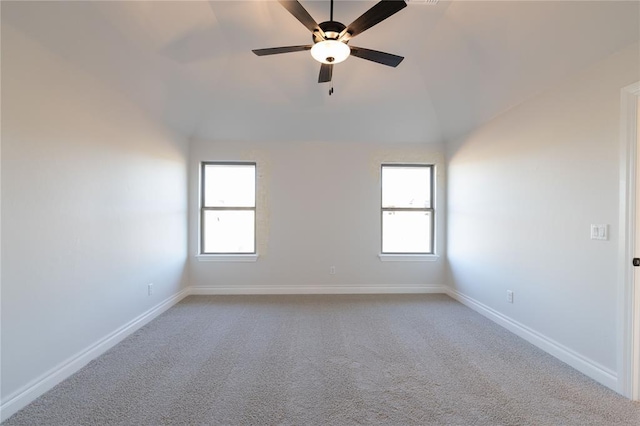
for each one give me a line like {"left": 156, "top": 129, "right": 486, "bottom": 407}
{"left": 190, "top": 284, "right": 448, "bottom": 295}
{"left": 445, "top": 287, "right": 618, "bottom": 391}
{"left": 0, "top": 288, "right": 191, "bottom": 422}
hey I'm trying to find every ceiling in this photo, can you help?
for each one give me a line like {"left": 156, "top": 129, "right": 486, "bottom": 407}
{"left": 3, "top": 1, "right": 639, "bottom": 143}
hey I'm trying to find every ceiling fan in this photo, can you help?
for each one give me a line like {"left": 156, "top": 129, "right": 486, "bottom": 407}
{"left": 252, "top": 0, "right": 407, "bottom": 86}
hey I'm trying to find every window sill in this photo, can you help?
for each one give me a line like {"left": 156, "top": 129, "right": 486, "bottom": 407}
{"left": 196, "top": 254, "right": 259, "bottom": 262}
{"left": 378, "top": 254, "right": 439, "bottom": 262}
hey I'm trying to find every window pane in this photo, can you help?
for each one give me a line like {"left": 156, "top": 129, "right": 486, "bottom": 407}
{"left": 204, "top": 164, "right": 255, "bottom": 208}
{"left": 382, "top": 211, "right": 432, "bottom": 253}
{"left": 382, "top": 166, "right": 431, "bottom": 208}
{"left": 203, "top": 210, "right": 255, "bottom": 253}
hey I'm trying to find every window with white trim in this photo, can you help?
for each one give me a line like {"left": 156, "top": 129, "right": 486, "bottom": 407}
{"left": 200, "top": 162, "right": 256, "bottom": 254}
{"left": 381, "top": 164, "right": 434, "bottom": 254}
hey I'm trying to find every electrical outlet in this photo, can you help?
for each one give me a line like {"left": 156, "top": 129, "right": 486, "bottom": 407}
{"left": 507, "top": 290, "right": 514, "bottom": 303}
{"left": 330, "top": 266, "right": 336, "bottom": 275}
{"left": 148, "top": 283, "right": 154, "bottom": 296}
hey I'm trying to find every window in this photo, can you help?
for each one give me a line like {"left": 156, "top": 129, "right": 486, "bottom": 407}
{"left": 200, "top": 162, "right": 256, "bottom": 254}
{"left": 381, "top": 164, "right": 434, "bottom": 254}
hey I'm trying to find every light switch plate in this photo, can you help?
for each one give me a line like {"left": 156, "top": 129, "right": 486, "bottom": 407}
{"left": 590, "top": 224, "right": 608, "bottom": 240}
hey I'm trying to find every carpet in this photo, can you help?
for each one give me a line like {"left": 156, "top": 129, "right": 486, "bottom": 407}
{"left": 3, "top": 294, "right": 640, "bottom": 425}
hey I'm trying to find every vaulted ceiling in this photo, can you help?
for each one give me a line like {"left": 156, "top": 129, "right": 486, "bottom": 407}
{"left": 3, "top": 1, "right": 639, "bottom": 143}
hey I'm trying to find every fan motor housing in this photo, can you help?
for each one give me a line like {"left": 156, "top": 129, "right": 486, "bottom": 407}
{"left": 313, "top": 21, "right": 348, "bottom": 43}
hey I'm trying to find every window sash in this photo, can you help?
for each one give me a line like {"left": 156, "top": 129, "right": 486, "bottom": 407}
{"left": 381, "top": 164, "right": 432, "bottom": 209}
{"left": 202, "top": 163, "right": 256, "bottom": 208}
{"left": 200, "top": 162, "right": 257, "bottom": 255}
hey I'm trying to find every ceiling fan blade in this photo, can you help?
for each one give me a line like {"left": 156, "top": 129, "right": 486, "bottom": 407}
{"left": 252, "top": 45, "right": 312, "bottom": 56}
{"left": 343, "top": 0, "right": 407, "bottom": 39}
{"left": 318, "top": 63, "right": 333, "bottom": 83}
{"left": 349, "top": 46, "right": 404, "bottom": 67}
{"left": 279, "top": 0, "right": 325, "bottom": 38}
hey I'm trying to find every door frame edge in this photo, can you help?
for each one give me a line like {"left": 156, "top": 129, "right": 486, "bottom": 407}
{"left": 618, "top": 81, "right": 640, "bottom": 400}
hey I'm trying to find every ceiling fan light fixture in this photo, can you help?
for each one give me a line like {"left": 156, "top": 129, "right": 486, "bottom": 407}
{"left": 311, "top": 40, "right": 350, "bottom": 64}
{"left": 252, "top": 0, "right": 408, "bottom": 84}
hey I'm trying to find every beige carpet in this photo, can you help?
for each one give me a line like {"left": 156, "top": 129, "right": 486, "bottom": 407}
{"left": 3, "top": 294, "right": 640, "bottom": 425}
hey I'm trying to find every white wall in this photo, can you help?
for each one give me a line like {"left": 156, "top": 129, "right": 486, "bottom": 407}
{"left": 0, "top": 23, "right": 189, "bottom": 412}
{"left": 446, "top": 42, "right": 640, "bottom": 390}
{"left": 189, "top": 140, "right": 446, "bottom": 293}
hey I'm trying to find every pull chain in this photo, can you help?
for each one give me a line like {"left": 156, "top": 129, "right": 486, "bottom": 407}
{"left": 328, "top": 0, "right": 335, "bottom": 96}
